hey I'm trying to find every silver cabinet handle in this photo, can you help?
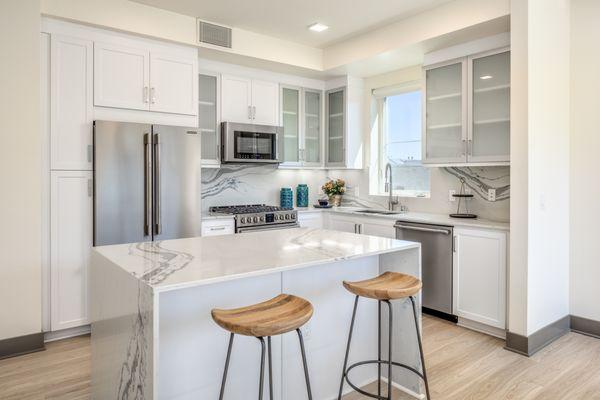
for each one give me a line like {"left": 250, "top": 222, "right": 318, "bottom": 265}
{"left": 87, "top": 179, "right": 93, "bottom": 197}
{"left": 210, "top": 226, "right": 226, "bottom": 231}
{"left": 144, "top": 133, "right": 152, "bottom": 236}
{"left": 468, "top": 139, "right": 473, "bottom": 156}
{"left": 150, "top": 87, "right": 156, "bottom": 104}
{"left": 252, "top": 106, "right": 256, "bottom": 119}
{"left": 153, "top": 133, "right": 162, "bottom": 235}
{"left": 462, "top": 139, "right": 467, "bottom": 157}
{"left": 394, "top": 224, "right": 451, "bottom": 235}
{"left": 143, "top": 86, "right": 149, "bottom": 103}
{"left": 248, "top": 106, "right": 252, "bottom": 120}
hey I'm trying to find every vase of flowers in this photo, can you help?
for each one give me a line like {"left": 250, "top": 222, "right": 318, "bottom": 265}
{"left": 322, "top": 179, "right": 346, "bottom": 206}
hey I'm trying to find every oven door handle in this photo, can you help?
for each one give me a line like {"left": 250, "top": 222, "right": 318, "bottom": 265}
{"left": 237, "top": 223, "right": 299, "bottom": 233}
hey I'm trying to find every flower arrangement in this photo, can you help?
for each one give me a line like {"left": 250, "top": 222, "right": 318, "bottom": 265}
{"left": 322, "top": 179, "right": 346, "bottom": 196}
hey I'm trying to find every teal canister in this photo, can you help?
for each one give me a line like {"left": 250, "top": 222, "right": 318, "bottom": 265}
{"left": 280, "top": 188, "right": 293, "bottom": 209}
{"left": 296, "top": 184, "right": 309, "bottom": 208}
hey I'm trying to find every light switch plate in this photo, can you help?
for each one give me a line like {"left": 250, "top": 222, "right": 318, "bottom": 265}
{"left": 488, "top": 188, "right": 496, "bottom": 202}
{"left": 449, "top": 189, "right": 456, "bottom": 202}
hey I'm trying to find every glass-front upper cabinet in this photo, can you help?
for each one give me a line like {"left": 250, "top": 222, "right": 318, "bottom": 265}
{"left": 198, "top": 73, "right": 220, "bottom": 166}
{"left": 326, "top": 87, "right": 346, "bottom": 166}
{"left": 469, "top": 49, "right": 510, "bottom": 162}
{"left": 423, "top": 60, "right": 467, "bottom": 164}
{"left": 303, "top": 89, "right": 321, "bottom": 165}
{"left": 281, "top": 86, "right": 301, "bottom": 164}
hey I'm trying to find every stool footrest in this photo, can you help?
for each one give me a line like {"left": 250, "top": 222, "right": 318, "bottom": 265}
{"left": 343, "top": 360, "right": 425, "bottom": 400}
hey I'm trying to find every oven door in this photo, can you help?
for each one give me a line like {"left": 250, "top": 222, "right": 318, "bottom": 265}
{"left": 222, "top": 122, "right": 282, "bottom": 163}
{"left": 237, "top": 222, "right": 299, "bottom": 233}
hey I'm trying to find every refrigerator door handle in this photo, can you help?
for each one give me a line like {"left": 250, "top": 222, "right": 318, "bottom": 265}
{"left": 153, "top": 133, "right": 162, "bottom": 235}
{"left": 144, "top": 133, "right": 152, "bottom": 236}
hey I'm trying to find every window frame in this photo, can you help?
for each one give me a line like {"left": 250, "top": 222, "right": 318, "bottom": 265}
{"left": 373, "top": 81, "right": 430, "bottom": 198}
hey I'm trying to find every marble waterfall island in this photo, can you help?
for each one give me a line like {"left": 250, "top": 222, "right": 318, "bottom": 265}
{"left": 91, "top": 228, "right": 422, "bottom": 399}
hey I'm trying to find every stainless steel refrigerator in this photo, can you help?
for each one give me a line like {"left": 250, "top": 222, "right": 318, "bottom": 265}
{"left": 93, "top": 120, "right": 202, "bottom": 246}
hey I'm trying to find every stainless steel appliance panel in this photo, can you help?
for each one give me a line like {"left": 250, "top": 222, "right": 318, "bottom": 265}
{"left": 237, "top": 222, "right": 299, "bottom": 233}
{"left": 94, "top": 121, "right": 152, "bottom": 246}
{"left": 221, "top": 122, "right": 282, "bottom": 163}
{"left": 151, "top": 125, "right": 202, "bottom": 241}
{"left": 395, "top": 221, "right": 454, "bottom": 315}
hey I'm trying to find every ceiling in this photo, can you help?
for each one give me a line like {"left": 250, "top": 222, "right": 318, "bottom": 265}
{"left": 131, "top": 0, "right": 455, "bottom": 48}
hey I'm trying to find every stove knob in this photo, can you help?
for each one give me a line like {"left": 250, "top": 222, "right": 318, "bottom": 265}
{"left": 274, "top": 214, "right": 279, "bottom": 220}
{"left": 253, "top": 216, "right": 259, "bottom": 223}
{"left": 260, "top": 216, "right": 265, "bottom": 222}
{"left": 240, "top": 217, "right": 246, "bottom": 224}
{"left": 291, "top": 214, "right": 296, "bottom": 220}
{"left": 285, "top": 214, "right": 290, "bottom": 220}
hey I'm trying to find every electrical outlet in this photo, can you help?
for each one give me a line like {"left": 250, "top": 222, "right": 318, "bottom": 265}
{"left": 449, "top": 189, "right": 456, "bottom": 202}
{"left": 487, "top": 188, "right": 496, "bottom": 202}
{"left": 303, "top": 321, "right": 312, "bottom": 341}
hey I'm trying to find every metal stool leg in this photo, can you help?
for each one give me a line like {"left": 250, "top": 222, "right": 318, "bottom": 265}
{"left": 267, "top": 336, "right": 274, "bottom": 400}
{"left": 410, "top": 296, "right": 430, "bottom": 400}
{"left": 219, "top": 333, "right": 235, "bottom": 400}
{"left": 297, "top": 329, "right": 313, "bottom": 400}
{"left": 384, "top": 300, "right": 393, "bottom": 400}
{"left": 258, "top": 337, "right": 266, "bottom": 400}
{"left": 378, "top": 300, "right": 382, "bottom": 399}
{"left": 338, "top": 295, "right": 359, "bottom": 400}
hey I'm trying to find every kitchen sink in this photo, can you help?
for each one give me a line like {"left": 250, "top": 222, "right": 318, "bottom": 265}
{"left": 355, "top": 209, "right": 404, "bottom": 215}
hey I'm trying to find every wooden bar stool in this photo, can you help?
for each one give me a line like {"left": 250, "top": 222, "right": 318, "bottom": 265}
{"left": 337, "top": 271, "right": 430, "bottom": 400}
{"left": 212, "top": 294, "right": 314, "bottom": 400}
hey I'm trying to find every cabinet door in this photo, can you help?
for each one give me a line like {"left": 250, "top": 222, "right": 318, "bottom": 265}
{"left": 468, "top": 50, "right": 510, "bottom": 162}
{"left": 199, "top": 73, "right": 220, "bottom": 166}
{"left": 328, "top": 215, "right": 357, "bottom": 233}
{"left": 221, "top": 75, "right": 252, "bottom": 123}
{"left": 303, "top": 89, "right": 322, "bottom": 165}
{"left": 326, "top": 87, "right": 346, "bottom": 167}
{"left": 281, "top": 86, "right": 301, "bottom": 164}
{"left": 50, "top": 35, "right": 93, "bottom": 170}
{"left": 150, "top": 53, "right": 198, "bottom": 115}
{"left": 453, "top": 228, "right": 506, "bottom": 329}
{"left": 361, "top": 221, "right": 396, "bottom": 239}
{"left": 423, "top": 60, "right": 467, "bottom": 164}
{"left": 202, "top": 219, "right": 235, "bottom": 236}
{"left": 51, "top": 171, "right": 93, "bottom": 331}
{"left": 94, "top": 42, "right": 150, "bottom": 111}
{"left": 252, "top": 80, "right": 279, "bottom": 125}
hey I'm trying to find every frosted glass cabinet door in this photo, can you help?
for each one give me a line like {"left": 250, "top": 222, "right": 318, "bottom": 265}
{"left": 469, "top": 50, "right": 510, "bottom": 162}
{"left": 281, "top": 86, "right": 300, "bottom": 164}
{"left": 424, "top": 61, "right": 467, "bottom": 163}
{"left": 327, "top": 88, "right": 345, "bottom": 166}
{"left": 304, "top": 89, "right": 321, "bottom": 165}
{"left": 198, "top": 73, "right": 219, "bottom": 165}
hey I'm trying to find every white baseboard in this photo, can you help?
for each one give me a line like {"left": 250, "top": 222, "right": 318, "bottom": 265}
{"left": 381, "top": 377, "right": 426, "bottom": 400}
{"left": 44, "top": 325, "right": 90, "bottom": 343}
{"left": 457, "top": 317, "right": 506, "bottom": 339}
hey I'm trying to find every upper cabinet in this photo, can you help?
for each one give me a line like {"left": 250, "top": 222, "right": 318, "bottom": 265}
{"left": 423, "top": 47, "right": 510, "bottom": 166}
{"left": 94, "top": 42, "right": 197, "bottom": 116}
{"left": 199, "top": 72, "right": 221, "bottom": 167}
{"left": 51, "top": 34, "right": 93, "bottom": 171}
{"left": 280, "top": 86, "right": 322, "bottom": 167}
{"left": 325, "top": 76, "right": 364, "bottom": 169}
{"left": 221, "top": 75, "right": 279, "bottom": 125}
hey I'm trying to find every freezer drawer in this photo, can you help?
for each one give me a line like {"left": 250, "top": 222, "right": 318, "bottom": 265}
{"left": 395, "top": 221, "right": 454, "bottom": 317}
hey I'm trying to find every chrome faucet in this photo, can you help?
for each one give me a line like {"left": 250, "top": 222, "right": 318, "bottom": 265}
{"left": 384, "top": 163, "right": 399, "bottom": 211}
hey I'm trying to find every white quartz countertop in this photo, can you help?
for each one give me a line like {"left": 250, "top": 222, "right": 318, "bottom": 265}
{"left": 295, "top": 207, "right": 510, "bottom": 231}
{"left": 93, "top": 228, "right": 420, "bottom": 293}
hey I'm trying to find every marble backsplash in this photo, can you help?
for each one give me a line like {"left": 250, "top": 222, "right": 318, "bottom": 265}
{"left": 201, "top": 165, "right": 510, "bottom": 222}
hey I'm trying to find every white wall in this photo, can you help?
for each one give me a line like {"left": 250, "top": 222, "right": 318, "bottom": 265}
{"left": 570, "top": 0, "right": 600, "bottom": 322}
{"left": 0, "top": 1, "right": 42, "bottom": 340}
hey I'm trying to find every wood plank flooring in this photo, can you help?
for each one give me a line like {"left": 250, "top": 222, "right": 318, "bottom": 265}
{"left": 1, "top": 316, "right": 600, "bottom": 399}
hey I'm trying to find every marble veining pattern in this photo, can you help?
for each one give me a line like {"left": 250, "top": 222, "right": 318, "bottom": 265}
{"left": 443, "top": 167, "right": 510, "bottom": 201}
{"left": 129, "top": 242, "right": 194, "bottom": 285}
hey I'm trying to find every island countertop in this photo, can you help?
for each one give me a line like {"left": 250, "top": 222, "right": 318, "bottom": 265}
{"left": 92, "top": 227, "right": 420, "bottom": 293}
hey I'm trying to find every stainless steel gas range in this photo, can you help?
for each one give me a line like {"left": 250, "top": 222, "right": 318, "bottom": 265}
{"left": 209, "top": 204, "right": 298, "bottom": 233}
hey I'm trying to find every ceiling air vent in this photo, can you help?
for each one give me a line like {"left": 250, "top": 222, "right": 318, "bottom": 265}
{"left": 198, "top": 20, "right": 232, "bottom": 48}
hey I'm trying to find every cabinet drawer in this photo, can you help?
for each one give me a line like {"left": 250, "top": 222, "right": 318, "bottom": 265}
{"left": 202, "top": 220, "right": 235, "bottom": 236}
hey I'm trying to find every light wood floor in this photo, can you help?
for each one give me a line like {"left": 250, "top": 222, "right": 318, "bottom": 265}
{"left": 2, "top": 316, "right": 600, "bottom": 399}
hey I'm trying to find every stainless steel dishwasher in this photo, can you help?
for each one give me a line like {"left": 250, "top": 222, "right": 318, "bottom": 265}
{"left": 395, "top": 221, "right": 457, "bottom": 322}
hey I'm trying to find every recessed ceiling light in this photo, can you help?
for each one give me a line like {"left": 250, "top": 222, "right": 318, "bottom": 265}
{"left": 308, "top": 23, "right": 329, "bottom": 32}
{"left": 480, "top": 75, "right": 493, "bottom": 80}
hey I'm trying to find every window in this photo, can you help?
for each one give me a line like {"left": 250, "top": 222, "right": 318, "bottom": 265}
{"left": 373, "top": 82, "right": 430, "bottom": 197}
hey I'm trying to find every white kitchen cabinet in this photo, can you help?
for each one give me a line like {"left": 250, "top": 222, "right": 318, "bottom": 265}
{"left": 359, "top": 218, "right": 396, "bottom": 239}
{"left": 50, "top": 170, "right": 93, "bottom": 331}
{"left": 199, "top": 72, "right": 221, "bottom": 167}
{"left": 325, "top": 76, "right": 364, "bottom": 169}
{"left": 94, "top": 42, "right": 150, "bottom": 111}
{"left": 221, "top": 75, "right": 279, "bottom": 125}
{"left": 423, "top": 48, "right": 510, "bottom": 165}
{"left": 327, "top": 214, "right": 358, "bottom": 233}
{"left": 202, "top": 219, "right": 235, "bottom": 236}
{"left": 51, "top": 34, "right": 93, "bottom": 171}
{"left": 281, "top": 86, "right": 323, "bottom": 167}
{"left": 94, "top": 42, "right": 198, "bottom": 115}
{"left": 150, "top": 52, "right": 198, "bottom": 115}
{"left": 453, "top": 227, "right": 507, "bottom": 329}
{"left": 297, "top": 212, "right": 323, "bottom": 229}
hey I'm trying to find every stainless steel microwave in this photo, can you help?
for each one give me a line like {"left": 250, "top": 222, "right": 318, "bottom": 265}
{"left": 221, "top": 122, "right": 282, "bottom": 163}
